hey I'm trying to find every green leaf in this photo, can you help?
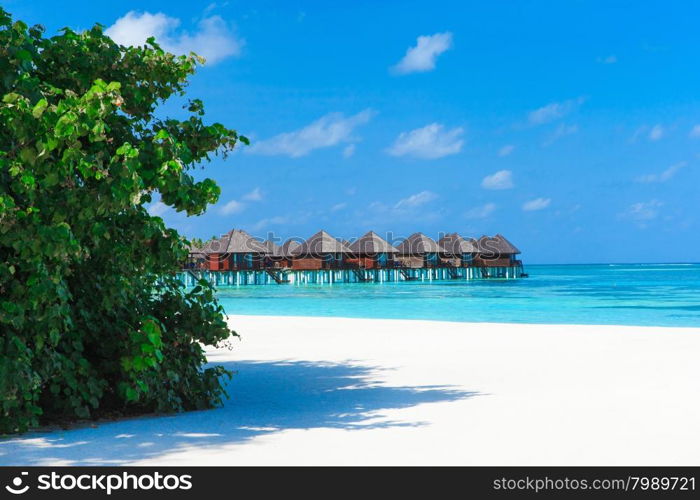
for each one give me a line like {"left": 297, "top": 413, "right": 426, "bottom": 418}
{"left": 125, "top": 387, "right": 138, "bottom": 402}
{"left": 15, "top": 48, "right": 31, "bottom": 61}
{"left": 154, "top": 129, "right": 170, "bottom": 140}
{"left": 19, "top": 148, "right": 36, "bottom": 166}
{"left": 32, "top": 98, "right": 48, "bottom": 118}
{"left": 2, "top": 92, "right": 20, "bottom": 103}
{"left": 20, "top": 173, "right": 35, "bottom": 187}
{"left": 44, "top": 172, "right": 59, "bottom": 187}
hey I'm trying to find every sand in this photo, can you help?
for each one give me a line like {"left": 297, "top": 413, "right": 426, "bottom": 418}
{"left": 2, "top": 315, "right": 699, "bottom": 465}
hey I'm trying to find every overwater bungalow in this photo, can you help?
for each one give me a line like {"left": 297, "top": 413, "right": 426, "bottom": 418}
{"left": 395, "top": 232, "right": 443, "bottom": 268}
{"left": 200, "top": 229, "right": 269, "bottom": 271}
{"left": 276, "top": 239, "right": 301, "bottom": 268}
{"left": 291, "top": 230, "right": 353, "bottom": 270}
{"left": 475, "top": 234, "right": 521, "bottom": 265}
{"left": 347, "top": 231, "right": 399, "bottom": 269}
{"left": 473, "top": 234, "right": 523, "bottom": 278}
{"left": 263, "top": 239, "right": 282, "bottom": 256}
{"left": 185, "top": 244, "right": 207, "bottom": 270}
{"left": 438, "top": 233, "right": 479, "bottom": 267}
{"left": 262, "top": 239, "right": 286, "bottom": 268}
{"left": 179, "top": 228, "right": 525, "bottom": 286}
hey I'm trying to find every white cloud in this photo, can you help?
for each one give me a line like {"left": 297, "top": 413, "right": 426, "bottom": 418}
{"left": 203, "top": 3, "right": 217, "bottom": 16}
{"left": 342, "top": 144, "right": 356, "bottom": 158}
{"left": 394, "top": 190, "right": 437, "bottom": 210}
{"left": 106, "top": 12, "right": 178, "bottom": 48}
{"left": 392, "top": 32, "right": 453, "bottom": 75}
{"left": 543, "top": 123, "right": 578, "bottom": 146}
{"left": 387, "top": 123, "right": 463, "bottom": 159}
{"left": 464, "top": 202, "right": 496, "bottom": 219}
{"left": 630, "top": 127, "right": 645, "bottom": 142}
{"left": 363, "top": 195, "right": 445, "bottom": 224}
{"left": 597, "top": 55, "right": 617, "bottom": 64}
{"left": 331, "top": 202, "right": 347, "bottom": 212}
{"left": 619, "top": 199, "right": 663, "bottom": 227}
{"left": 242, "top": 187, "right": 263, "bottom": 201}
{"left": 219, "top": 199, "right": 244, "bottom": 215}
{"left": 522, "top": 197, "right": 551, "bottom": 211}
{"left": 528, "top": 97, "right": 585, "bottom": 125}
{"left": 481, "top": 170, "right": 514, "bottom": 190}
{"left": 631, "top": 124, "right": 666, "bottom": 143}
{"left": 689, "top": 125, "right": 700, "bottom": 138}
{"left": 498, "top": 145, "right": 515, "bottom": 157}
{"left": 106, "top": 11, "right": 243, "bottom": 65}
{"left": 218, "top": 187, "right": 263, "bottom": 214}
{"left": 636, "top": 162, "right": 686, "bottom": 183}
{"left": 648, "top": 124, "right": 664, "bottom": 141}
{"left": 248, "top": 110, "right": 374, "bottom": 158}
{"left": 148, "top": 201, "right": 169, "bottom": 217}
{"left": 557, "top": 124, "right": 578, "bottom": 135}
{"left": 252, "top": 216, "right": 290, "bottom": 231}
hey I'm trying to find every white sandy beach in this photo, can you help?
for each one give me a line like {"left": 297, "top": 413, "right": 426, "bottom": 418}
{"left": 2, "top": 315, "right": 700, "bottom": 466}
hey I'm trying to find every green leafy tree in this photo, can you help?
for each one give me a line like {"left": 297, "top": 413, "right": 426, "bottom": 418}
{"left": 0, "top": 9, "right": 246, "bottom": 433}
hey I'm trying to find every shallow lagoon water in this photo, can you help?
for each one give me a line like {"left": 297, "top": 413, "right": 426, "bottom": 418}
{"left": 216, "top": 264, "right": 700, "bottom": 327}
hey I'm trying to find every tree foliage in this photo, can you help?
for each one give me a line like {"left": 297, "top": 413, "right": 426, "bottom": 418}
{"left": 0, "top": 9, "right": 246, "bottom": 433}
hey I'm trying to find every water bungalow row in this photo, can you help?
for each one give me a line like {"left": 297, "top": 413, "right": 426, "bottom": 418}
{"left": 180, "top": 229, "right": 525, "bottom": 286}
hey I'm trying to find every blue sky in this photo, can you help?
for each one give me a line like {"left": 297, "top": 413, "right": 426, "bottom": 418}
{"left": 10, "top": 0, "right": 700, "bottom": 263}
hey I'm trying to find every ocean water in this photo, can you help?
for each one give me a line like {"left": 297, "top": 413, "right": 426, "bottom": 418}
{"left": 215, "top": 264, "right": 700, "bottom": 327}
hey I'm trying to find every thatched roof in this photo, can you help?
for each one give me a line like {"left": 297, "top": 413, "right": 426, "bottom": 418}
{"left": 477, "top": 234, "right": 521, "bottom": 256}
{"left": 438, "top": 233, "right": 479, "bottom": 255}
{"left": 495, "top": 234, "right": 521, "bottom": 254}
{"left": 263, "top": 240, "right": 284, "bottom": 258}
{"left": 395, "top": 232, "right": 442, "bottom": 255}
{"left": 186, "top": 243, "right": 205, "bottom": 258}
{"left": 281, "top": 239, "right": 301, "bottom": 257}
{"left": 349, "top": 231, "right": 399, "bottom": 254}
{"left": 201, "top": 229, "right": 269, "bottom": 254}
{"left": 294, "top": 230, "right": 352, "bottom": 256}
{"left": 199, "top": 238, "right": 221, "bottom": 254}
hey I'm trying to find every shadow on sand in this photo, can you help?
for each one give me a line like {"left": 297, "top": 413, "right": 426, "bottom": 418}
{"left": 0, "top": 359, "right": 477, "bottom": 465}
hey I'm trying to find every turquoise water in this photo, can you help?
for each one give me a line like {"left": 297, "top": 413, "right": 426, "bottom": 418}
{"left": 216, "top": 264, "right": 700, "bottom": 327}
